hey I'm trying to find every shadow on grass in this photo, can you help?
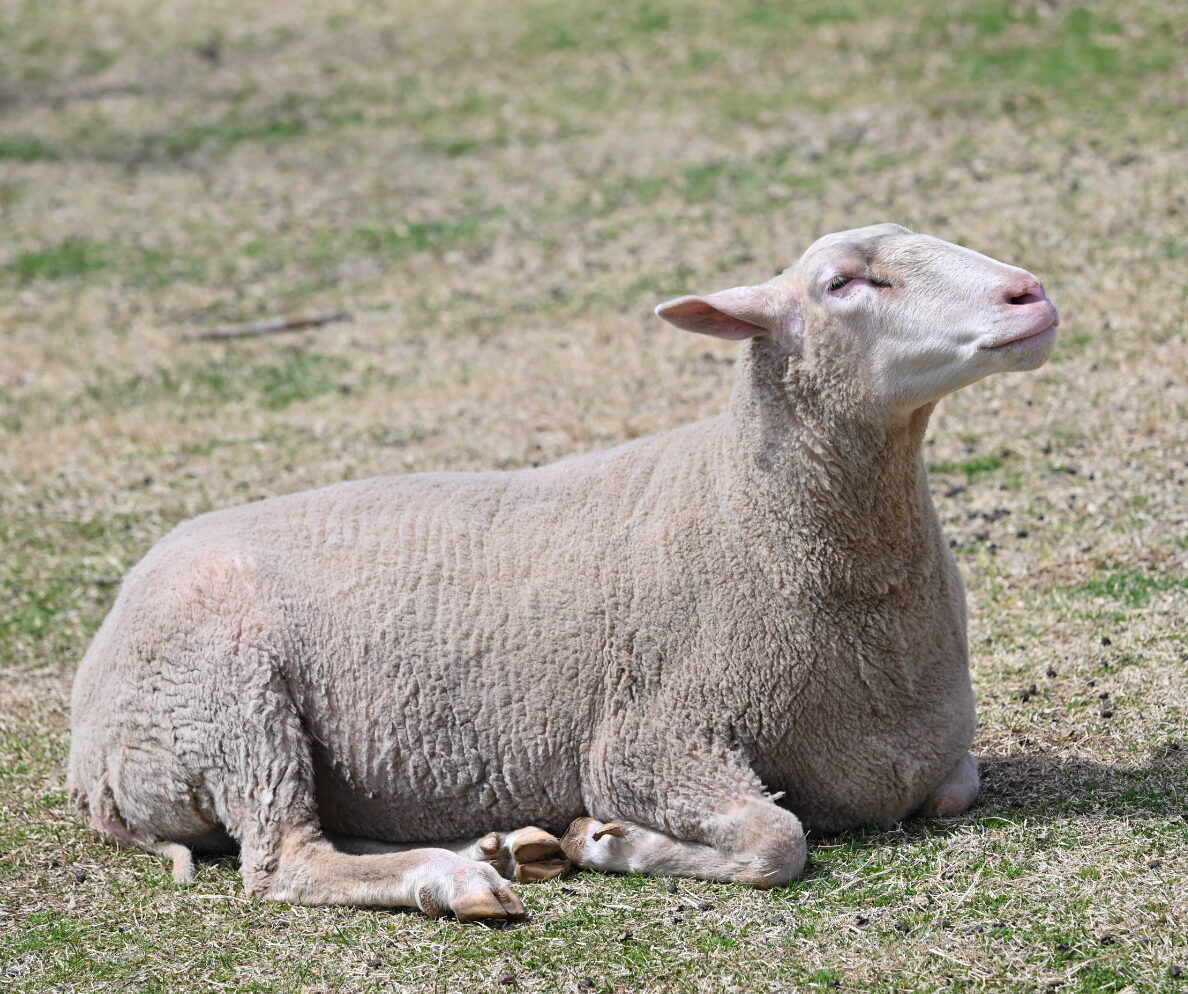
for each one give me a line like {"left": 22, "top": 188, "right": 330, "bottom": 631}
{"left": 974, "top": 746, "right": 1188, "bottom": 821}
{"left": 801, "top": 746, "right": 1187, "bottom": 865}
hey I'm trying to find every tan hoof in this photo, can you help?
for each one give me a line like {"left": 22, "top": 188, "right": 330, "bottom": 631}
{"left": 452, "top": 887, "right": 527, "bottom": 923}
{"left": 475, "top": 826, "right": 571, "bottom": 884}
{"left": 515, "top": 856, "right": 570, "bottom": 883}
{"left": 510, "top": 827, "right": 564, "bottom": 864}
{"left": 593, "top": 821, "right": 631, "bottom": 841}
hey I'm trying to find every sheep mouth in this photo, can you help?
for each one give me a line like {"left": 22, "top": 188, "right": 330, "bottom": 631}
{"left": 977, "top": 319, "right": 1059, "bottom": 352}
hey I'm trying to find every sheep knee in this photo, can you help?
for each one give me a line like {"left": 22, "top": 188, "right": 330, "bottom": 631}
{"left": 726, "top": 799, "right": 807, "bottom": 888}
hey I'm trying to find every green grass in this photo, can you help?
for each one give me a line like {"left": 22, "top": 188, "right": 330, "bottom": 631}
{"left": 8, "top": 239, "right": 111, "bottom": 281}
{"left": 0, "top": 506, "right": 159, "bottom": 665}
{"left": 351, "top": 217, "right": 483, "bottom": 260}
{"left": 929, "top": 454, "right": 1006, "bottom": 481}
{"left": 72, "top": 350, "right": 356, "bottom": 414}
{"left": 1068, "top": 568, "right": 1188, "bottom": 609}
{"left": 1, "top": 238, "right": 202, "bottom": 290}
{"left": 0, "top": 134, "right": 62, "bottom": 162}
{"left": 915, "top": 2, "right": 1179, "bottom": 110}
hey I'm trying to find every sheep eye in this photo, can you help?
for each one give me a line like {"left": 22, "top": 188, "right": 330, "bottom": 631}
{"left": 827, "top": 275, "right": 852, "bottom": 292}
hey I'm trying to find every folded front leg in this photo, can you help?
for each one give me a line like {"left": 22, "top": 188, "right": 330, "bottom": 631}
{"left": 560, "top": 794, "right": 806, "bottom": 889}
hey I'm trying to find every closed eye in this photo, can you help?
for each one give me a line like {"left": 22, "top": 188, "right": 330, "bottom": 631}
{"left": 826, "top": 273, "right": 894, "bottom": 294}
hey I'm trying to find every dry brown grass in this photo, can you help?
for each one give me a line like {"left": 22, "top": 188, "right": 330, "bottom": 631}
{"left": 2, "top": 0, "right": 1187, "bottom": 990}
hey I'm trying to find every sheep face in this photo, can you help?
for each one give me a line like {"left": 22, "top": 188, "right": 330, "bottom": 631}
{"left": 800, "top": 223, "right": 1059, "bottom": 411}
{"left": 656, "top": 223, "right": 1059, "bottom": 415}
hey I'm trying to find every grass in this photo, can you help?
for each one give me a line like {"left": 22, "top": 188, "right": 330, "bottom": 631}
{"left": 7, "top": 240, "right": 112, "bottom": 282}
{"left": 350, "top": 217, "right": 484, "bottom": 261}
{"left": 1067, "top": 568, "right": 1188, "bottom": 609}
{"left": 929, "top": 454, "right": 1006, "bottom": 482}
{"left": 1, "top": 0, "right": 1187, "bottom": 990}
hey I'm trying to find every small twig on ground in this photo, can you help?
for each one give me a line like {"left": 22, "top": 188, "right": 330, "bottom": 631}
{"left": 181, "top": 309, "right": 352, "bottom": 343}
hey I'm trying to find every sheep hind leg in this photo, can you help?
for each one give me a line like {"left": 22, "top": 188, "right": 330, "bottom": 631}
{"left": 560, "top": 796, "right": 806, "bottom": 889}
{"left": 224, "top": 706, "right": 527, "bottom": 919}
{"left": 90, "top": 813, "right": 197, "bottom": 885}
{"left": 329, "top": 826, "right": 571, "bottom": 883}
{"left": 254, "top": 830, "right": 527, "bottom": 921}
{"left": 198, "top": 656, "right": 525, "bottom": 919}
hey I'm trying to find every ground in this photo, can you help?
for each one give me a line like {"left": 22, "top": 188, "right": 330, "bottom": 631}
{"left": 1, "top": 0, "right": 1186, "bottom": 991}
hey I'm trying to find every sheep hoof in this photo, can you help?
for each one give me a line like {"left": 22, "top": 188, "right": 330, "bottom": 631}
{"left": 515, "top": 856, "right": 570, "bottom": 883}
{"left": 560, "top": 816, "right": 636, "bottom": 867}
{"left": 420, "top": 860, "right": 528, "bottom": 923}
{"left": 510, "top": 827, "right": 570, "bottom": 882}
{"left": 509, "top": 827, "right": 563, "bottom": 863}
{"left": 451, "top": 885, "right": 527, "bottom": 924}
{"left": 476, "top": 826, "right": 571, "bottom": 883}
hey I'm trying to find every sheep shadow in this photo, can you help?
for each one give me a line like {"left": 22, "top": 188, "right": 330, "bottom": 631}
{"left": 973, "top": 745, "right": 1188, "bottom": 821}
{"left": 804, "top": 743, "right": 1187, "bottom": 865}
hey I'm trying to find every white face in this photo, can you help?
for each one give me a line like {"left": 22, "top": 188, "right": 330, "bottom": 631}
{"left": 798, "top": 223, "right": 1059, "bottom": 412}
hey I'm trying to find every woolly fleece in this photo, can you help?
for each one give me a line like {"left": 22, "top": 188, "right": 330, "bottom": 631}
{"left": 68, "top": 223, "right": 1058, "bottom": 918}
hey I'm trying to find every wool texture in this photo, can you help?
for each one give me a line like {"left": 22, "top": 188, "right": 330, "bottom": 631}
{"left": 70, "top": 224, "right": 1056, "bottom": 908}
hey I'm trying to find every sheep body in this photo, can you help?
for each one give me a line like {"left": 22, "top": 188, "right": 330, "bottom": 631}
{"left": 69, "top": 224, "right": 1058, "bottom": 918}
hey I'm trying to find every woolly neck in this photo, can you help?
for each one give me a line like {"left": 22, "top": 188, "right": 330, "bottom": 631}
{"left": 724, "top": 338, "right": 940, "bottom": 598}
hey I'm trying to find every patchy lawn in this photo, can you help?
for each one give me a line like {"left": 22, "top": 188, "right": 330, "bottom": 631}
{"left": 2, "top": 0, "right": 1186, "bottom": 990}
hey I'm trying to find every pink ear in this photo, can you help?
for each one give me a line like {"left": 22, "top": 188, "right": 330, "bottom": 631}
{"left": 653, "top": 295, "right": 766, "bottom": 340}
{"left": 654, "top": 285, "right": 778, "bottom": 341}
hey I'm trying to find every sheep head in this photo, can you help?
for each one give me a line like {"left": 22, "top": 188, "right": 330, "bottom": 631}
{"left": 655, "top": 223, "right": 1059, "bottom": 415}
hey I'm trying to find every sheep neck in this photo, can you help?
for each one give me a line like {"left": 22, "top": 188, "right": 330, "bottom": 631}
{"left": 725, "top": 338, "right": 939, "bottom": 597}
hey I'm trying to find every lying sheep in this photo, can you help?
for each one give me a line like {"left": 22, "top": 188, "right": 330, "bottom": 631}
{"left": 69, "top": 223, "right": 1059, "bottom": 922}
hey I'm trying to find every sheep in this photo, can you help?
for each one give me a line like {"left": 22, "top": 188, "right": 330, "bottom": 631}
{"left": 68, "top": 223, "right": 1059, "bottom": 922}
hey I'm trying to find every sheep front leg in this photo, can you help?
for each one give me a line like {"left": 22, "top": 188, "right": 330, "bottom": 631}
{"left": 560, "top": 795, "right": 806, "bottom": 889}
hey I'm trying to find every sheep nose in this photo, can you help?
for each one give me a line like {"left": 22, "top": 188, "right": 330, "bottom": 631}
{"left": 1004, "top": 279, "right": 1048, "bottom": 306}
{"left": 1003, "top": 278, "right": 1059, "bottom": 328}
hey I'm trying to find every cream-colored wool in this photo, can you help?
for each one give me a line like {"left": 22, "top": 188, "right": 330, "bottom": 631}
{"left": 69, "top": 224, "right": 1058, "bottom": 921}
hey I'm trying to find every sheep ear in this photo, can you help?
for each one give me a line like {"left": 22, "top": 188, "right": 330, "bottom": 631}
{"left": 654, "top": 285, "right": 781, "bottom": 341}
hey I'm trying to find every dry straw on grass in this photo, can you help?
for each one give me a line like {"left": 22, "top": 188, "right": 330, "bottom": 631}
{"left": 2, "top": 0, "right": 1186, "bottom": 991}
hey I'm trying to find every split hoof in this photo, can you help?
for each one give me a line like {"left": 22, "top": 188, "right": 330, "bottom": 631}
{"left": 418, "top": 858, "right": 527, "bottom": 923}
{"left": 510, "top": 827, "right": 563, "bottom": 864}
{"left": 474, "top": 826, "right": 571, "bottom": 884}
{"left": 452, "top": 886, "right": 527, "bottom": 924}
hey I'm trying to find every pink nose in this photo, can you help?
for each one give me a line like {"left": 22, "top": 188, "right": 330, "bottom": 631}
{"left": 1004, "top": 279, "right": 1047, "bottom": 306}
{"left": 1004, "top": 278, "right": 1059, "bottom": 328}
